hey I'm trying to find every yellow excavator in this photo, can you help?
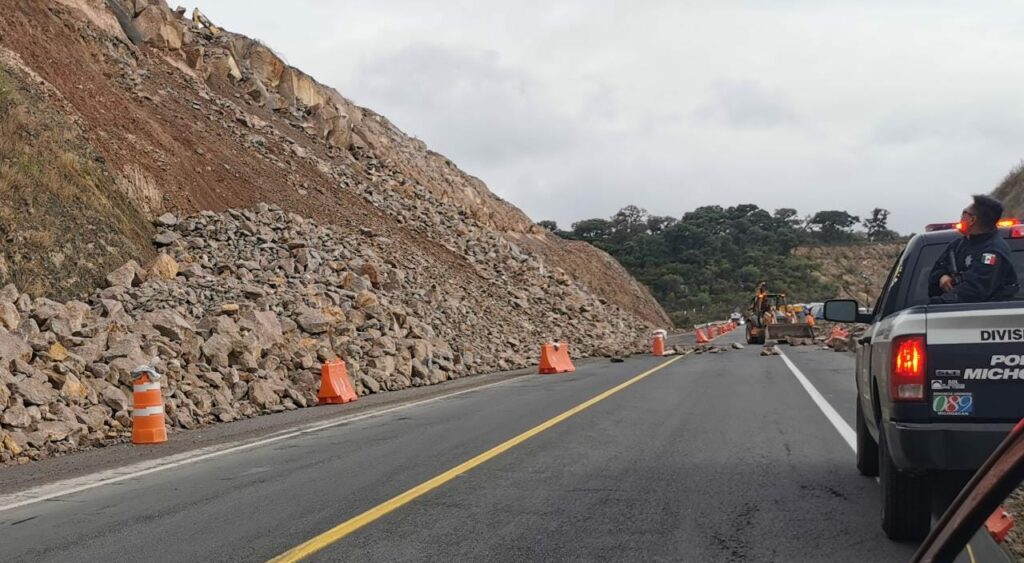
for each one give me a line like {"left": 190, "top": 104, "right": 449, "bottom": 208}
{"left": 744, "top": 283, "right": 816, "bottom": 345}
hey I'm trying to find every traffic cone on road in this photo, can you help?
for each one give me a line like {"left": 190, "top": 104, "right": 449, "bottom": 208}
{"left": 131, "top": 365, "right": 167, "bottom": 445}
{"left": 652, "top": 334, "right": 665, "bottom": 356}
{"left": 695, "top": 328, "right": 709, "bottom": 344}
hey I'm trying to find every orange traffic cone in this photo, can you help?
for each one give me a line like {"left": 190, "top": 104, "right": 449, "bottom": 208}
{"left": 695, "top": 328, "right": 709, "bottom": 344}
{"left": 652, "top": 334, "right": 665, "bottom": 356}
{"left": 131, "top": 366, "right": 167, "bottom": 445}
{"left": 318, "top": 359, "right": 358, "bottom": 405}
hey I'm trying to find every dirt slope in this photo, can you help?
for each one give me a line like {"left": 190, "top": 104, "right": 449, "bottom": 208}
{"left": 0, "top": 0, "right": 668, "bottom": 326}
{"left": 796, "top": 243, "right": 904, "bottom": 306}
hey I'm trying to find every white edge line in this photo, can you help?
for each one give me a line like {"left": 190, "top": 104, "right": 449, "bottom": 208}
{"left": 0, "top": 375, "right": 524, "bottom": 513}
{"left": 778, "top": 349, "right": 857, "bottom": 453}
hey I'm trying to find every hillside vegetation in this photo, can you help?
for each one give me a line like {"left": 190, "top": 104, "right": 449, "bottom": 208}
{"left": 993, "top": 161, "right": 1024, "bottom": 219}
{"left": 0, "top": 59, "right": 152, "bottom": 298}
{"left": 550, "top": 204, "right": 904, "bottom": 325}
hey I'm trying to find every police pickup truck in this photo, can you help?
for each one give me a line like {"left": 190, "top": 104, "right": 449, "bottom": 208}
{"left": 824, "top": 219, "right": 1024, "bottom": 541}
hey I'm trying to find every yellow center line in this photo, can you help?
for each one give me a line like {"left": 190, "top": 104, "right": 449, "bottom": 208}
{"left": 268, "top": 355, "right": 686, "bottom": 562}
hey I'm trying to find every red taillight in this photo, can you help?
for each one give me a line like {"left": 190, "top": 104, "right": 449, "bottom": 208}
{"left": 891, "top": 335, "right": 926, "bottom": 401}
{"left": 1010, "top": 226, "right": 1024, "bottom": 239}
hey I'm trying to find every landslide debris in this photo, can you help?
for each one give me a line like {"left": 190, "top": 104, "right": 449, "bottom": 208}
{"left": 0, "top": 205, "right": 647, "bottom": 465}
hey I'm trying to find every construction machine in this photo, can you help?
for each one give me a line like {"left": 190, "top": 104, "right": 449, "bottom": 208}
{"left": 744, "top": 283, "right": 815, "bottom": 345}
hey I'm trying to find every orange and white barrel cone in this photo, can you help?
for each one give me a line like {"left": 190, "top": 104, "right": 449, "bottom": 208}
{"left": 651, "top": 329, "right": 667, "bottom": 356}
{"left": 131, "top": 365, "right": 167, "bottom": 445}
{"left": 652, "top": 335, "right": 665, "bottom": 356}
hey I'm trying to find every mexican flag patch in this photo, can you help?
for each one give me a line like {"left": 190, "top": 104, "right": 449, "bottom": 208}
{"left": 982, "top": 253, "right": 998, "bottom": 265}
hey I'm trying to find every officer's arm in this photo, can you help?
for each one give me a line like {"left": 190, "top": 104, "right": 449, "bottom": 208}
{"left": 928, "top": 241, "right": 954, "bottom": 298}
{"left": 931, "top": 252, "right": 1003, "bottom": 304}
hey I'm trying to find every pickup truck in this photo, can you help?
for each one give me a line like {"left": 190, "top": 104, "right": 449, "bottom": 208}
{"left": 824, "top": 222, "right": 1024, "bottom": 541}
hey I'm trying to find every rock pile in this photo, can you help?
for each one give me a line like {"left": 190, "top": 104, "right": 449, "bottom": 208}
{"left": 0, "top": 205, "right": 647, "bottom": 465}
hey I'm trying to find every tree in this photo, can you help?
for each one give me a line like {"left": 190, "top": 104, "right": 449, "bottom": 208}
{"left": 863, "top": 208, "right": 897, "bottom": 241}
{"left": 646, "top": 215, "right": 677, "bottom": 234}
{"left": 570, "top": 218, "right": 612, "bottom": 242}
{"left": 537, "top": 220, "right": 559, "bottom": 232}
{"left": 554, "top": 203, "right": 840, "bottom": 325}
{"left": 809, "top": 210, "right": 860, "bottom": 243}
{"left": 610, "top": 205, "right": 649, "bottom": 237}
{"left": 773, "top": 208, "right": 801, "bottom": 228}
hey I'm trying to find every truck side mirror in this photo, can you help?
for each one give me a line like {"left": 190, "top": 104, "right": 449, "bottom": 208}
{"left": 824, "top": 299, "right": 859, "bottom": 323}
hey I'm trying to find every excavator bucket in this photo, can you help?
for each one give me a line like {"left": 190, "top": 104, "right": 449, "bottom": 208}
{"left": 765, "top": 323, "right": 816, "bottom": 342}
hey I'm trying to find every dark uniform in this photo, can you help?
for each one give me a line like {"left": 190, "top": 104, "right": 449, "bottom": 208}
{"left": 928, "top": 230, "right": 1019, "bottom": 304}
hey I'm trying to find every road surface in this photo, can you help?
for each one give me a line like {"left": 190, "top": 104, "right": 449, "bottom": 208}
{"left": 0, "top": 332, "right": 918, "bottom": 562}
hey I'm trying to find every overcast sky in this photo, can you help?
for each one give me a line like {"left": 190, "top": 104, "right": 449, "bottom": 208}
{"left": 194, "top": 1, "right": 1024, "bottom": 234}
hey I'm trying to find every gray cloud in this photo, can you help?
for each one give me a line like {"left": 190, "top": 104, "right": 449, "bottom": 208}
{"left": 350, "top": 44, "right": 579, "bottom": 166}
{"left": 693, "top": 79, "right": 799, "bottom": 129}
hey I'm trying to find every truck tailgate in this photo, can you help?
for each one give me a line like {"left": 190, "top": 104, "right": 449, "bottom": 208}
{"left": 926, "top": 304, "right": 1024, "bottom": 422}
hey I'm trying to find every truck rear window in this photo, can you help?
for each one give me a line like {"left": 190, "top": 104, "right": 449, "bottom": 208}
{"left": 906, "top": 242, "right": 1024, "bottom": 307}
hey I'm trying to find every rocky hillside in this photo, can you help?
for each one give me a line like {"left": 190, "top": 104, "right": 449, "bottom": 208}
{"left": 0, "top": 1, "right": 667, "bottom": 463}
{"left": 993, "top": 161, "right": 1024, "bottom": 218}
{"left": 796, "top": 243, "right": 904, "bottom": 306}
{"left": 0, "top": 0, "right": 667, "bottom": 326}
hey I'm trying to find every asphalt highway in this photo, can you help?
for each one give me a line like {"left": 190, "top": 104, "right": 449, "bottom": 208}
{"left": 0, "top": 332, "right": 919, "bottom": 562}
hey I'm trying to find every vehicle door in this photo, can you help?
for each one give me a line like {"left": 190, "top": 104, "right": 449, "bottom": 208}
{"left": 863, "top": 250, "right": 907, "bottom": 426}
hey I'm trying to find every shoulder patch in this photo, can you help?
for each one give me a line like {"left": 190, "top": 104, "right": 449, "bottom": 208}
{"left": 982, "top": 253, "right": 998, "bottom": 265}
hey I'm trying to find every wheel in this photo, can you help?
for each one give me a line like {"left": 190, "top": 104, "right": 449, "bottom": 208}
{"left": 745, "top": 324, "right": 755, "bottom": 344}
{"left": 856, "top": 398, "right": 879, "bottom": 477}
{"left": 879, "top": 428, "right": 931, "bottom": 540}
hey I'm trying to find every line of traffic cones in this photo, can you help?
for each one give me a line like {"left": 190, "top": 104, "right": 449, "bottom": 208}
{"left": 695, "top": 321, "right": 738, "bottom": 345}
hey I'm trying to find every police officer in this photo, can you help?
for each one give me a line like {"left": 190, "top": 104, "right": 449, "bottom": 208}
{"left": 928, "top": 195, "right": 1019, "bottom": 304}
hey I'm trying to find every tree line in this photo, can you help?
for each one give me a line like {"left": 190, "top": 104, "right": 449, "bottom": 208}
{"left": 542, "top": 205, "right": 903, "bottom": 326}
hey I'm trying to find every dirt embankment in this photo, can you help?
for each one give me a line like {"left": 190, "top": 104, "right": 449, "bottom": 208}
{"left": 0, "top": 0, "right": 667, "bottom": 326}
{"left": 796, "top": 243, "right": 904, "bottom": 306}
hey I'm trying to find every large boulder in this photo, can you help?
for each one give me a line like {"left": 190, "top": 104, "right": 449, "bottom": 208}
{"left": 0, "top": 328, "right": 31, "bottom": 366}
{"left": 100, "top": 386, "right": 129, "bottom": 412}
{"left": 248, "top": 380, "right": 280, "bottom": 409}
{"left": 144, "top": 253, "right": 179, "bottom": 281}
{"left": 205, "top": 48, "right": 242, "bottom": 83}
{"left": 0, "top": 302, "right": 19, "bottom": 331}
{"left": 1, "top": 404, "right": 31, "bottom": 428}
{"left": 240, "top": 311, "right": 283, "bottom": 348}
{"left": 132, "top": 5, "right": 183, "bottom": 50}
{"left": 14, "top": 378, "right": 58, "bottom": 406}
{"left": 247, "top": 43, "right": 286, "bottom": 87}
{"left": 106, "top": 260, "right": 144, "bottom": 288}
{"left": 142, "top": 310, "right": 194, "bottom": 341}
{"left": 296, "top": 310, "right": 330, "bottom": 335}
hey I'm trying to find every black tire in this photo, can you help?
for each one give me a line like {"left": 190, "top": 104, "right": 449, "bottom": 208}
{"left": 856, "top": 399, "right": 879, "bottom": 477}
{"left": 745, "top": 324, "right": 755, "bottom": 345}
{"left": 879, "top": 428, "right": 931, "bottom": 540}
